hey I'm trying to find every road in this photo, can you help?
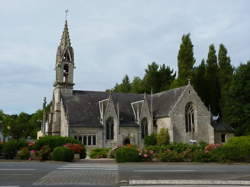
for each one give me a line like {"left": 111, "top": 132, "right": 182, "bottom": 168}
{"left": 0, "top": 160, "right": 250, "bottom": 186}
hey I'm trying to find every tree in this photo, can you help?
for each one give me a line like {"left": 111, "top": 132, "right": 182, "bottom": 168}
{"left": 192, "top": 59, "right": 208, "bottom": 106}
{"left": 143, "top": 62, "right": 175, "bottom": 93}
{"left": 223, "top": 61, "right": 250, "bottom": 135}
{"left": 205, "top": 44, "right": 220, "bottom": 114}
{"left": 218, "top": 44, "right": 234, "bottom": 117}
{"left": 174, "top": 33, "right": 195, "bottom": 87}
{"left": 143, "top": 62, "right": 160, "bottom": 93}
{"left": 158, "top": 64, "right": 176, "bottom": 91}
{"left": 113, "top": 75, "right": 131, "bottom": 93}
{"left": 131, "top": 76, "right": 144, "bottom": 93}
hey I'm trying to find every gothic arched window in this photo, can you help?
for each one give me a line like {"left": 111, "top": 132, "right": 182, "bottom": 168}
{"left": 63, "top": 64, "right": 69, "bottom": 83}
{"left": 185, "top": 102, "right": 195, "bottom": 132}
{"left": 141, "top": 118, "right": 148, "bottom": 139}
{"left": 106, "top": 117, "right": 114, "bottom": 140}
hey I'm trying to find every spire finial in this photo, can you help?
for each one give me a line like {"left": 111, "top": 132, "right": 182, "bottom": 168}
{"left": 65, "top": 9, "right": 69, "bottom": 20}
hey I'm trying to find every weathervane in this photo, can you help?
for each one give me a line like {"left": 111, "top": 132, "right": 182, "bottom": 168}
{"left": 65, "top": 9, "right": 69, "bottom": 20}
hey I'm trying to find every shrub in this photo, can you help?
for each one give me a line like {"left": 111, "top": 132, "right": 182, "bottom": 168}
{"left": 17, "top": 147, "right": 30, "bottom": 160}
{"left": 35, "top": 136, "right": 81, "bottom": 151}
{"left": 38, "top": 145, "right": 51, "bottom": 161}
{"left": 0, "top": 142, "right": 4, "bottom": 156}
{"left": 115, "top": 145, "right": 140, "bottom": 162}
{"left": 212, "top": 136, "right": 250, "bottom": 162}
{"left": 138, "top": 149, "right": 154, "bottom": 161}
{"left": 2, "top": 139, "right": 27, "bottom": 159}
{"left": 157, "top": 149, "right": 184, "bottom": 162}
{"left": 64, "top": 143, "right": 86, "bottom": 159}
{"left": 144, "top": 134, "right": 157, "bottom": 146}
{"left": 204, "top": 144, "right": 222, "bottom": 153}
{"left": 30, "top": 150, "right": 39, "bottom": 160}
{"left": 89, "top": 148, "right": 111, "bottom": 159}
{"left": 157, "top": 128, "right": 170, "bottom": 145}
{"left": 52, "top": 146, "right": 74, "bottom": 162}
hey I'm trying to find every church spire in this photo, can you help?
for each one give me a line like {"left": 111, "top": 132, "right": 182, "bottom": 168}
{"left": 59, "top": 20, "right": 71, "bottom": 49}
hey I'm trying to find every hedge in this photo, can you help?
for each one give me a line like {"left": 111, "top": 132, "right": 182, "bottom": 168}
{"left": 89, "top": 148, "right": 111, "bottom": 159}
{"left": 2, "top": 139, "right": 27, "bottom": 159}
{"left": 52, "top": 146, "right": 74, "bottom": 162}
{"left": 35, "top": 136, "right": 81, "bottom": 151}
{"left": 115, "top": 145, "right": 140, "bottom": 162}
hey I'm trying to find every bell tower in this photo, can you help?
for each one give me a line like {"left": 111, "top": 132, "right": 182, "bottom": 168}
{"left": 54, "top": 20, "right": 75, "bottom": 94}
{"left": 50, "top": 20, "right": 74, "bottom": 135}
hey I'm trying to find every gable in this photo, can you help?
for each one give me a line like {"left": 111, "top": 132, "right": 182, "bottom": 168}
{"left": 152, "top": 86, "right": 187, "bottom": 118}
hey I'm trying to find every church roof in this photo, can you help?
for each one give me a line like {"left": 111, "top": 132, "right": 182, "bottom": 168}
{"left": 212, "top": 119, "right": 234, "bottom": 133}
{"left": 152, "top": 86, "right": 187, "bottom": 118}
{"left": 62, "top": 86, "right": 187, "bottom": 127}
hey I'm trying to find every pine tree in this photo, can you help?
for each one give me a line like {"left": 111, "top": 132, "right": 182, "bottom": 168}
{"left": 192, "top": 59, "right": 208, "bottom": 106}
{"left": 113, "top": 75, "right": 131, "bottom": 93}
{"left": 175, "top": 33, "right": 195, "bottom": 86}
{"left": 218, "top": 44, "right": 234, "bottom": 117}
{"left": 205, "top": 44, "right": 220, "bottom": 114}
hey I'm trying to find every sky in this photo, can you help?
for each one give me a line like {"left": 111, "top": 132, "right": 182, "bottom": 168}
{"left": 0, "top": 0, "right": 249, "bottom": 114}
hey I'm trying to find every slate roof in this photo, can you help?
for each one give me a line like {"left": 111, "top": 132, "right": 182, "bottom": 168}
{"left": 212, "top": 120, "right": 234, "bottom": 133}
{"left": 152, "top": 86, "right": 187, "bottom": 118}
{"left": 62, "top": 86, "right": 187, "bottom": 127}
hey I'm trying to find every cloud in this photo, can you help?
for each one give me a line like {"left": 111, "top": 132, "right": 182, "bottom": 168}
{"left": 0, "top": 0, "right": 249, "bottom": 114}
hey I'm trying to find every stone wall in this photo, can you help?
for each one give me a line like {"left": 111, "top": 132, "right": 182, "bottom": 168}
{"left": 156, "top": 117, "right": 173, "bottom": 142}
{"left": 119, "top": 126, "right": 139, "bottom": 146}
{"left": 170, "top": 85, "right": 214, "bottom": 144}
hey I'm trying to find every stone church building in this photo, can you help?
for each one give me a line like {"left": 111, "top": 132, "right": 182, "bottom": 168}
{"left": 45, "top": 21, "right": 233, "bottom": 147}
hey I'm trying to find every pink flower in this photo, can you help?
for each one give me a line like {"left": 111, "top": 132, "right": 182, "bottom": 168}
{"left": 143, "top": 154, "right": 148, "bottom": 158}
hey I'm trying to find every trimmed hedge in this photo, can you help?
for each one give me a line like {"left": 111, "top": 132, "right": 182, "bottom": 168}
{"left": 35, "top": 136, "right": 81, "bottom": 151}
{"left": 52, "top": 146, "right": 74, "bottom": 162}
{"left": 89, "top": 148, "right": 111, "bottom": 158}
{"left": 115, "top": 145, "right": 140, "bottom": 162}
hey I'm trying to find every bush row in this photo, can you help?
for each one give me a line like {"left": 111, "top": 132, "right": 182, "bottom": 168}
{"left": 1, "top": 136, "right": 86, "bottom": 162}
{"left": 115, "top": 136, "right": 250, "bottom": 163}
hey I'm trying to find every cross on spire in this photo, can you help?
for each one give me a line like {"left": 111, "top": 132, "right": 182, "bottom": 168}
{"left": 65, "top": 9, "right": 69, "bottom": 20}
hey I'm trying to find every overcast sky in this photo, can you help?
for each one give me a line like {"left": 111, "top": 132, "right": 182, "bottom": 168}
{"left": 0, "top": 0, "right": 249, "bottom": 114}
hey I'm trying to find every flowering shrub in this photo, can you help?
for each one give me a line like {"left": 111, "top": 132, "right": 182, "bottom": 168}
{"left": 204, "top": 144, "right": 222, "bottom": 153}
{"left": 27, "top": 141, "right": 36, "bottom": 150}
{"left": 157, "top": 149, "right": 184, "bottom": 162}
{"left": 64, "top": 143, "right": 84, "bottom": 154}
{"left": 138, "top": 149, "right": 154, "bottom": 161}
{"left": 38, "top": 145, "right": 51, "bottom": 161}
{"left": 17, "top": 147, "right": 30, "bottom": 160}
{"left": 29, "top": 150, "right": 39, "bottom": 160}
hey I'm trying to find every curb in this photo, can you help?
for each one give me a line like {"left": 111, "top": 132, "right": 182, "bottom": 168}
{"left": 129, "top": 180, "right": 250, "bottom": 185}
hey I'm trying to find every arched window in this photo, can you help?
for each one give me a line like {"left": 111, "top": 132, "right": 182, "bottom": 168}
{"left": 185, "top": 102, "right": 195, "bottom": 132}
{"left": 106, "top": 117, "right": 114, "bottom": 140}
{"left": 63, "top": 64, "right": 69, "bottom": 83}
{"left": 141, "top": 118, "right": 148, "bottom": 139}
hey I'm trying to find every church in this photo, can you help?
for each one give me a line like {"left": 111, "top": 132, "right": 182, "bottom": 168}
{"left": 45, "top": 20, "right": 233, "bottom": 148}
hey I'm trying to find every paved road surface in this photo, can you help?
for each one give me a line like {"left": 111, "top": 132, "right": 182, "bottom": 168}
{"left": 1, "top": 160, "right": 250, "bottom": 186}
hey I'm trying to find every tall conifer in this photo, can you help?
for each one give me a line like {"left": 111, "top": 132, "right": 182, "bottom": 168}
{"left": 176, "top": 33, "right": 195, "bottom": 86}
{"left": 206, "top": 44, "right": 220, "bottom": 114}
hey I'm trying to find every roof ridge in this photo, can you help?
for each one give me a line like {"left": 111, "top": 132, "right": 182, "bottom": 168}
{"left": 153, "top": 85, "right": 187, "bottom": 96}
